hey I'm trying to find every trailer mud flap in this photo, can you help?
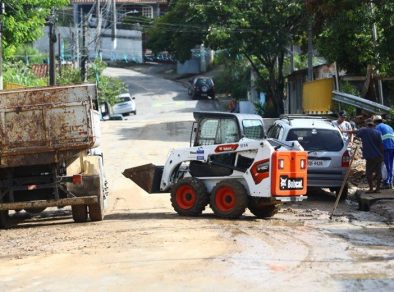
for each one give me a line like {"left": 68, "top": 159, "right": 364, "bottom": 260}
{"left": 122, "top": 164, "right": 164, "bottom": 194}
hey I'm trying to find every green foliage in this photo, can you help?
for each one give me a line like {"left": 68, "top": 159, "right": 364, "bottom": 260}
{"left": 254, "top": 100, "right": 277, "bottom": 118}
{"left": 3, "top": 0, "right": 68, "bottom": 56}
{"left": 3, "top": 62, "right": 46, "bottom": 87}
{"left": 9, "top": 45, "right": 47, "bottom": 64}
{"left": 310, "top": 0, "right": 394, "bottom": 76}
{"left": 56, "top": 67, "right": 81, "bottom": 86}
{"left": 213, "top": 53, "right": 250, "bottom": 100}
{"left": 56, "top": 59, "right": 127, "bottom": 106}
{"left": 97, "top": 76, "right": 127, "bottom": 106}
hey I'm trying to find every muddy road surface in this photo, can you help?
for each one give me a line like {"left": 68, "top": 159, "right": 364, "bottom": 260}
{"left": 1, "top": 67, "right": 393, "bottom": 291}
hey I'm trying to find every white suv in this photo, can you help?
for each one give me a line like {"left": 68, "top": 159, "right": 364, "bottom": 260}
{"left": 267, "top": 115, "right": 350, "bottom": 199}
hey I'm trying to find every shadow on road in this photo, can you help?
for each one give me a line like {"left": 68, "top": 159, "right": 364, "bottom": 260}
{"left": 105, "top": 211, "right": 257, "bottom": 222}
{"left": 118, "top": 120, "right": 192, "bottom": 142}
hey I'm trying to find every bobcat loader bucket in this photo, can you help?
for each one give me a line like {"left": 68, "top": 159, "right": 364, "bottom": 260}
{"left": 122, "top": 164, "right": 164, "bottom": 194}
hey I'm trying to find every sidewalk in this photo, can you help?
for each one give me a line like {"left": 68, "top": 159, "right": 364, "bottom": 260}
{"left": 355, "top": 188, "right": 394, "bottom": 222}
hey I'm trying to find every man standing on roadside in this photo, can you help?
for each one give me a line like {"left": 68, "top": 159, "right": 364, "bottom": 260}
{"left": 373, "top": 115, "right": 394, "bottom": 189}
{"left": 355, "top": 119, "right": 384, "bottom": 193}
{"left": 333, "top": 110, "right": 353, "bottom": 145}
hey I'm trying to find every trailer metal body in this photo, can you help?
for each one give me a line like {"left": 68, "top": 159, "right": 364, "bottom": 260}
{"left": 0, "top": 84, "right": 106, "bottom": 228}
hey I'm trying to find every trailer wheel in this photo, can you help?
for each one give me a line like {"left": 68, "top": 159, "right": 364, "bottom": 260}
{"left": 210, "top": 180, "right": 248, "bottom": 219}
{"left": 89, "top": 162, "right": 105, "bottom": 222}
{"left": 0, "top": 210, "right": 9, "bottom": 229}
{"left": 248, "top": 198, "right": 281, "bottom": 219}
{"left": 171, "top": 178, "right": 209, "bottom": 216}
{"left": 72, "top": 205, "right": 88, "bottom": 222}
{"left": 89, "top": 183, "right": 104, "bottom": 221}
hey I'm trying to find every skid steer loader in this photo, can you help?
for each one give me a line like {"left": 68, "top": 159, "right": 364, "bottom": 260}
{"left": 123, "top": 112, "right": 308, "bottom": 219}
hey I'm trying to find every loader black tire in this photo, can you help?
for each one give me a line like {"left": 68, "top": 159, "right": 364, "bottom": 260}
{"left": 72, "top": 205, "right": 88, "bottom": 223}
{"left": 0, "top": 210, "right": 9, "bottom": 229}
{"left": 210, "top": 180, "right": 248, "bottom": 219}
{"left": 171, "top": 178, "right": 209, "bottom": 216}
{"left": 248, "top": 198, "right": 281, "bottom": 219}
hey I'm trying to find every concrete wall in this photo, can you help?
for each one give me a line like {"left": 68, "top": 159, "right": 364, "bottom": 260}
{"left": 34, "top": 26, "right": 143, "bottom": 63}
{"left": 176, "top": 48, "right": 214, "bottom": 75}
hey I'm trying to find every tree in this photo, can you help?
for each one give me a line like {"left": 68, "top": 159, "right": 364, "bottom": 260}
{"left": 147, "top": 0, "right": 306, "bottom": 116}
{"left": 308, "top": 0, "right": 394, "bottom": 76}
{"left": 3, "top": 0, "right": 68, "bottom": 56}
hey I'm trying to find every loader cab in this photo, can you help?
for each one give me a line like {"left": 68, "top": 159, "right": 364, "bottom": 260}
{"left": 191, "top": 111, "right": 265, "bottom": 147}
{"left": 190, "top": 112, "right": 265, "bottom": 177}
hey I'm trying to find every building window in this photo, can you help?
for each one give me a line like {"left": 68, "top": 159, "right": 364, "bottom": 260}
{"left": 142, "top": 6, "right": 153, "bottom": 19}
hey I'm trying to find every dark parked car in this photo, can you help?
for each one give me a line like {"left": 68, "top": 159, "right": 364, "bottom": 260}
{"left": 189, "top": 77, "right": 215, "bottom": 100}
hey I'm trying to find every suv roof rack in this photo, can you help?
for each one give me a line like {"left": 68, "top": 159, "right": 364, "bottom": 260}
{"left": 280, "top": 114, "right": 325, "bottom": 120}
{"left": 279, "top": 114, "right": 335, "bottom": 127}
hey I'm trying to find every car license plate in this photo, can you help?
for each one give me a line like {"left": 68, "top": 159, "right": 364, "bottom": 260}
{"left": 279, "top": 176, "right": 303, "bottom": 190}
{"left": 308, "top": 160, "right": 325, "bottom": 167}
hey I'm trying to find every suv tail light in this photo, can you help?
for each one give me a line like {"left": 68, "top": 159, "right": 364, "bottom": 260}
{"left": 300, "top": 159, "right": 306, "bottom": 169}
{"left": 342, "top": 150, "right": 350, "bottom": 167}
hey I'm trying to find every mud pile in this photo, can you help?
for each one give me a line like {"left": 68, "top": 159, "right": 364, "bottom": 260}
{"left": 349, "top": 140, "right": 367, "bottom": 186}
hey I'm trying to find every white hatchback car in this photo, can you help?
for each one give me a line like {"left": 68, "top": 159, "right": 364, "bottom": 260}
{"left": 267, "top": 115, "right": 350, "bottom": 199}
{"left": 112, "top": 93, "right": 136, "bottom": 115}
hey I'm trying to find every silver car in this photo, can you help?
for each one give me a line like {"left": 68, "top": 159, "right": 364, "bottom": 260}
{"left": 267, "top": 116, "right": 349, "bottom": 199}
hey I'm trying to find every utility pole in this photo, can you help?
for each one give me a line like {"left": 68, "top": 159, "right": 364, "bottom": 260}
{"left": 112, "top": 0, "right": 117, "bottom": 48}
{"left": 80, "top": 10, "right": 88, "bottom": 82}
{"left": 73, "top": 5, "right": 80, "bottom": 68}
{"left": 58, "top": 33, "right": 62, "bottom": 77}
{"left": 0, "top": 1, "right": 4, "bottom": 90}
{"left": 371, "top": 1, "right": 384, "bottom": 104}
{"left": 95, "top": 0, "right": 102, "bottom": 55}
{"left": 48, "top": 9, "right": 57, "bottom": 86}
{"left": 307, "top": 18, "right": 313, "bottom": 81}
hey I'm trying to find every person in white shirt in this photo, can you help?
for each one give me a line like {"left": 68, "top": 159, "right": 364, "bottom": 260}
{"left": 333, "top": 110, "right": 353, "bottom": 145}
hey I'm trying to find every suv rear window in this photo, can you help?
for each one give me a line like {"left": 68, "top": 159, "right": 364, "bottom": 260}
{"left": 117, "top": 96, "right": 131, "bottom": 103}
{"left": 286, "top": 128, "right": 343, "bottom": 151}
{"left": 195, "top": 78, "right": 213, "bottom": 86}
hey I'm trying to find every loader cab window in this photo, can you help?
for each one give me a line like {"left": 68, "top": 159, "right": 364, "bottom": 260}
{"left": 195, "top": 118, "right": 240, "bottom": 146}
{"left": 242, "top": 119, "right": 264, "bottom": 139}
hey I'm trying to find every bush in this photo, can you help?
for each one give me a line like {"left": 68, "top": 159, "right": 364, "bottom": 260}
{"left": 3, "top": 62, "right": 46, "bottom": 87}
{"left": 56, "top": 59, "right": 127, "bottom": 106}
{"left": 213, "top": 52, "right": 250, "bottom": 100}
{"left": 254, "top": 100, "right": 277, "bottom": 118}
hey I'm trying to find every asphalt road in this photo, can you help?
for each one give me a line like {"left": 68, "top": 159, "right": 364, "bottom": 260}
{"left": 0, "top": 67, "right": 393, "bottom": 291}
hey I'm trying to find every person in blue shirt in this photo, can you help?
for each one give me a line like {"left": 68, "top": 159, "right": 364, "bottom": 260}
{"left": 353, "top": 119, "right": 384, "bottom": 193}
{"left": 373, "top": 115, "right": 394, "bottom": 188}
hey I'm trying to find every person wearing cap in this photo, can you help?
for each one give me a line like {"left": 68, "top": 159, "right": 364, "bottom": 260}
{"left": 354, "top": 119, "right": 384, "bottom": 193}
{"left": 333, "top": 110, "right": 353, "bottom": 145}
{"left": 373, "top": 115, "right": 394, "bottom": 188}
